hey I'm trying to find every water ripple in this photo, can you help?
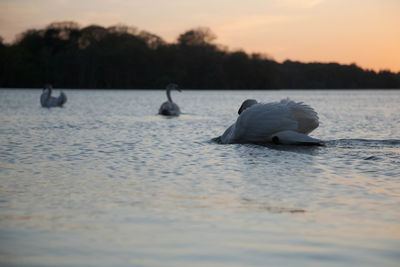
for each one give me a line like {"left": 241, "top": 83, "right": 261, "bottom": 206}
{"left": 1, "top": 89, "right": 399, "bottom": 267}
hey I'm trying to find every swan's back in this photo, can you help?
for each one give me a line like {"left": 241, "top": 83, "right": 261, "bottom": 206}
{"left": 159, "top": 101, "right": 180, "bottom": 116}
{"left": 222, "top": 99, "right": 319, "bottom": 144}
{"left": 232, "top": 102, "right": 297, "bottom": 143}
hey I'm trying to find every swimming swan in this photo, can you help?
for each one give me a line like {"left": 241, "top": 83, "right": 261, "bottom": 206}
{"left": 40, "top": 84, "right": 67, "bottom": 108}
{"left": 158, "top": 83, "right": 181, "bottom": 116}
{"left": 219, "top": 98, "right": 322, "bottom": 145}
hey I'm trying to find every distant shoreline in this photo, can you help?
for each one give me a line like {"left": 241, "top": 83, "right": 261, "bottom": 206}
{"left": 1, "top": 22, "right": 399, "bottom": 89}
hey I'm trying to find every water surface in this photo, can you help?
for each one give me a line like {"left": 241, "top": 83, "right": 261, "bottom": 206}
{"left": 1, "top": 89, "right": 399, "bottom": 266}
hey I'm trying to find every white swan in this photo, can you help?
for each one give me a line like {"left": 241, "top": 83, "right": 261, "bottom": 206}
{"left": 40, "top": 84, "right": 67, "bottom": 108}
{"left": 158, "top": 83, "right": 181, "bottom": 116}
{"left": 220, "top": 98, "right": 322, "bottom": 145}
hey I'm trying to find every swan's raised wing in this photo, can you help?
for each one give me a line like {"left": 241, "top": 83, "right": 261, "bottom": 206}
{"left": 282, "top": 99, "right": 319, "bottom": 134}
{"left": 57, "top": 92, "right": 67, "bottom": 106}
{"left": 232, "top": 102, "right": 298, "bottom": 143}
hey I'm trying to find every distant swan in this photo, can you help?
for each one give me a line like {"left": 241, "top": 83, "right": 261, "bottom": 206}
{"left": 219, "top": 98, "right": 322, "bottom": 145}
{"left": 40, "top": 84, "right": 67, "bottom": 108}
{"left": 158, "top": 83, "right": 181, "bottom": 116}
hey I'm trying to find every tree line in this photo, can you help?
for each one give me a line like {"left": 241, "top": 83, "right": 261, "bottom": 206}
{"left": 0, "top": 21, "right": 399, "bottom": 89}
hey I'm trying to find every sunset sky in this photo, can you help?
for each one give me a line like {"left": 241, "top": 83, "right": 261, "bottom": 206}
{"left": 0, "top": 0, "right": 399, "bottom": 72}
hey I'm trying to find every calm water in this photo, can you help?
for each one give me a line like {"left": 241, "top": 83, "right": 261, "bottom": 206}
{"left": 0, "top": 89, "right": 399, "bottom": 267}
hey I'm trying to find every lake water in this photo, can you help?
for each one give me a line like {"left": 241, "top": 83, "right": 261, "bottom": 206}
{"left": 0, "top": 89, "right": 399, "bottom": 267}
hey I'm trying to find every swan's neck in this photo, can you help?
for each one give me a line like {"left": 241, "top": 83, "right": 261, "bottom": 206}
{"left": 166, "top": 89, "right": 172, "bottom": 102}
{"left": 43, "top": 88, "right": 52, "bottom": 98}
{"left": 44, "top": 87, "right": 52, "bottom": 98}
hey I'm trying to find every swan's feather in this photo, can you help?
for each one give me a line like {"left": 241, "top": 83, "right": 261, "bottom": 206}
{"left": 159, "top": 101, "right": 180, "bottom": 116}
{"left": 40, "top": 91, "right": 67, "bottom": 107}
{"left": 221, "top": 98, "right": 320, "bottom": 145}
{"left": 40, "top": 93, "right": 47, "bottom": 107}
{"left": 281, "top": 99, "right": 319, "bottom": 134}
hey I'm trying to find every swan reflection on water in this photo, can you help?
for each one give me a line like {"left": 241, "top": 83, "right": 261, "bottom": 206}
{"left": 40, "top": 84, "right": 67, "bottom": 108}
{"left": 158, "top": 83, "right": 181, "bottom": 116}
{"left": 217, "top": 98, "right": 323, "bottom": 146}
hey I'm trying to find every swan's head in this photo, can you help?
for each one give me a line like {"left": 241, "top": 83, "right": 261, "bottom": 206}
{"left": 238, "top": 99, "right": 258, "bottom": 115}
{"left": 166, "top": 83, "right": 180, "bottom": 91}
{"left": 43, "top": 84, "right": 52, "bottom": 93}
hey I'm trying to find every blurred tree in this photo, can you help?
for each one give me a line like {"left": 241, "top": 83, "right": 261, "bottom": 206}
{"left": 0, "top": 21, "right": 399, "bottom": 89}
{"left": 177, "top": 27, "right": 216, "bottom": 46}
